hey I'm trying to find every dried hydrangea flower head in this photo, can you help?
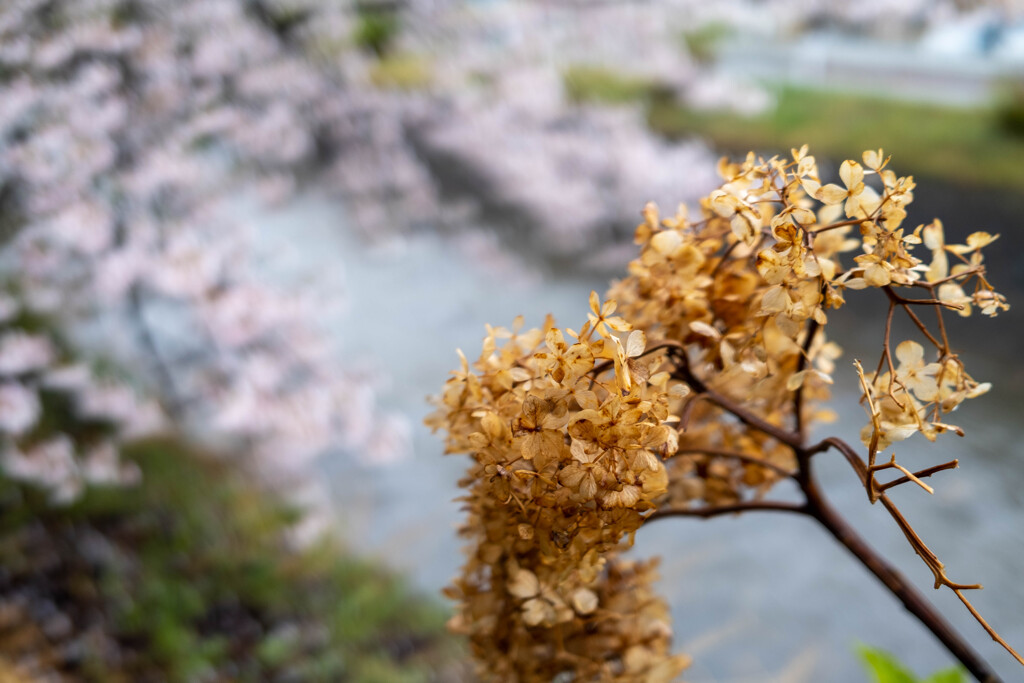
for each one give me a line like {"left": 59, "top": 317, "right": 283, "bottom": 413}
{"left": 431, "top": 147, "right": 1020, "bottom": 681}
{"left": 610, "top": 147, "right": 1003, "bottom": 509}
{"left": 429, "top": 306, "right": 689, "bottom": 681}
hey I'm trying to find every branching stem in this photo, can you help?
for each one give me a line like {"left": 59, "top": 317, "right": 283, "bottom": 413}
{"left": 658, "top": 355, "right": 1017, "bottom": 681}
{"left": 646, "top": 500, "right": 806, "bottom": 522}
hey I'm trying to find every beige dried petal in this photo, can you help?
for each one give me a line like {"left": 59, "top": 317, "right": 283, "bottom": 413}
{"left": 641, "top": 462, "right": 669, "bottom": 496}
{"left": 623, "top": 645, "right": 654, "bottom": 673}
{"left": 604, "top": 484, "right": 640, "bottom": 508}
{"left": 760, "top": 286, "right": 789, "bottom": 315}
{"left": 650, "top": 230, "right": 683, "bottom": 256}
{"left": 605, "top": 315, "right": 632, "bottom": 332}
{"left": 895, "top": 340, "right": 924, "bottom": 367}
{"left": 862, "top": 148, "right": 887, "bottom": 171}
{"left": 648, "top": 371, "right": 670, "bottom": 387}
{"left": 967, "top": 382, "right": 992, "bottom": 398}
{"left": 922, "top": 221, "right": 945, "bottom": 250}
{"left": 521, "top": 597, "right": 553, "bottom": 626}
{"left": 508, "top": 367, "right": 532, "bottom": 382}
{"left": 580, "top": 472, "right": 598, "bottom": 499}
{"left": 559, "top": 462, "right": 586, "bottom": 488}
{"left": 790, "top": 206, "right": 817, "bottom": 226}
{"left": 927, "top": 249, "right": 948, "bottom": 283}
{"left": 756, "top": 248, "right": 789, "bottom": 285}
{"left": 731, "top": 213, "right": 758, "bottom": 245}
{"left": 648, "top": 656, "right": 693, "bottom": 683}
{"left": 574, "top": 389, "right": 600, "bottom": 410}
{"left": 508, "top": 569, "right": 540, "bottom": 599}
{"left": 801, "top": 176, "right": 822, "bottom": 197}
{"left": 840, "top": 159, "right": 864, "bottom": 190}
{"left": 966, "top": 231, "right": 998, "bottom": 250}
{"left": 669, "top": 383, "right": 691, "bottom": 398}
{"left": 689, "top": 320, "right": 720, "bottom": 339}
{"left": 633, "top": 449, "right": 661, "bottom": 471}
{"left": 481, "top": 411, "right": 505, "bottom": 437}
{"left": 786, "top": 370, "right": 809, "bottom": 391}
{"left": 938, "top": 283, "right": 972, "bottom": 317}
{"left": 571, "top": 588, "right": 599, "bottom": 614}
{"left": 625, "top": 329, "right": 647, "bottom": 358}
{"left": 864, "top": 264, "right": 891, "bottom": 287}
{"left": 521, "top": 431, "right": 564, "bottom": 461}
{"left": 882, "top": 421, "right": 919, "bottom": 442}
{"left": 816, "top": 183, "right": 849, "bottom": 205}
{"left": 843, "top": 277, "right": 869, "bottom": 290}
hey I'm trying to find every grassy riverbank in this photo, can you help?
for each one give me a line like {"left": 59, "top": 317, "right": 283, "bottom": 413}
{"left": 647, "top": 85, "right": 1024, "bottom": 190}
{"left": 0, "top": 438, "right": 465, "bottom": 682}
{"left": 561, "top": 64, "right": 1024, "bottom": 190}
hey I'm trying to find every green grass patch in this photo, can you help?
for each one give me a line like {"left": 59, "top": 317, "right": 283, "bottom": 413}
{"left": 353, "top": 10, "right": 400, "bottom": 59}
{"left": 647, "top": 85, "right": 1024, "bottom": 191}
{"left": 679, "top": 22, "right": 732, "bottom": 66}
{"left": 562, "top": 65, "right": 662, "bottom": 106}
{"left": 369, "top": 54, "right": 433, "bottom": 91}
{"left": 0, "top": 438, "right": 463, "bottom": 682}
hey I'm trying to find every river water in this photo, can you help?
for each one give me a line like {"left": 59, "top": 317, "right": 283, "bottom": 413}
{"left": 250, "top": 192, "right": 1024, "bottom": 683}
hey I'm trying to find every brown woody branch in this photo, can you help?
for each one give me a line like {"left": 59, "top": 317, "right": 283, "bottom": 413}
{"left": 662, "top": 355, "right": 1016, "bottom": 681}
{"left": 668, "top": 349, "right": 802, "bottom": 451}
{"left": 647, "top": 500, "right": 806, "bottom": 521}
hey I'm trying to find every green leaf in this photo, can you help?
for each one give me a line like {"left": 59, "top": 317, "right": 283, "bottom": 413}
{"left": 856, "top": 644, "right": 918, "bottom": 683}
{"left": 856, "top": 644, "right": 965, "bottom": 683}
{"left": 922, "top": 668, "right": 966, "bottom": 683}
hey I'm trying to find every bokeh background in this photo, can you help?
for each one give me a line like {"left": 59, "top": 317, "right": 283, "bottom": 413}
{"left": 1, "top": 0, "right": 1023, "bottom": 681}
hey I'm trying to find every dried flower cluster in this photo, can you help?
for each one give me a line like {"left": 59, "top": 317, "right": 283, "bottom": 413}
{"left": 431, "top": 147, "right": 1016, "bottom": 680}
{"left": 610, "top": 147, "right": 1004, "bottom": 509}
{"left": 428, "top": 304, "right": 689, "bottom": 681}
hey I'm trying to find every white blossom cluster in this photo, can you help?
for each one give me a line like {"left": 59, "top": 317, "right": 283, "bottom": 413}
{"left": 0, "top": 293, "right": 163, "bottom": 503}
{"left": 392, "top": 0, "right": 1003, "bottom": 263}
{"left": 0, "top": 0, "right": 419, "bottom": 500}
{"left": 376, "top": 2, "right": 732, "bottom": 263}
{"left": 419, "top": 97, "right": 721, "bottom": 261}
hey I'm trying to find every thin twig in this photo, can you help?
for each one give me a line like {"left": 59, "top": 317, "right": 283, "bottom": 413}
{"left": 909, "top": 267, "right": 983, "bottom": 288}
{"left": 669, "top": 349, "right": 802, "bottom": 450}
{"left": 885, "top": 286, "right": 964, "bottom": 310}
{"left": 646, "top": 500, "right": 807, "bottom": 522}
{"left": 676, "top": 393, "right": 709, "bottom": 433}
{"left": 800, "top": 469, "right": 1000, "bottom": 683}
{"left": 955, "top": 589, "right": 1024, "bottom": 668}
{"left": 885, "top": 456, "right": 935, "bottom": 495}
{"left": 811, "top": 217, "right": 874, "bottom": 234}
{"left": 589, "top": 340, "right": 684, "bottom": 378}
{"left": 879, "top": 459, "right": 959, "bottom": 493}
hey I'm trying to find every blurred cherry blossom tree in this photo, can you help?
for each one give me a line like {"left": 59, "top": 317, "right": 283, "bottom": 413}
{"left": 0, "top": 0, "right": 423, "bottom": 500}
